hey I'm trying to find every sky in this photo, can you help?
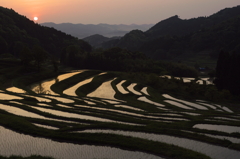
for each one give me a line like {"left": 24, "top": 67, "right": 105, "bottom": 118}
{"left": 1, "top": 0, "right": 240, "bottom": 24}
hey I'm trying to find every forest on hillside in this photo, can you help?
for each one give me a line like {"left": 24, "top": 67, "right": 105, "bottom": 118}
{"left": 94, "top": 6, "right": 240, "bottom": 64}
{"left": 0, "top": 6, "right": 91, "bottom": 59}
{"left": 60, "top": 46, "right": 199, "bottom": 77}
{"left": 0, "top": 6, "right": 199, "bottom": 78}
{"left": 1, "top": 6, "right": 240, "bottom": 96}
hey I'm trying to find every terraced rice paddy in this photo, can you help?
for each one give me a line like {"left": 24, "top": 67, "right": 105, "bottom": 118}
{"left": 161, "top": 76, "right": 213, "bottom": 85}
{"left": 0, "top": 70, "right": 240, "bottom": 159}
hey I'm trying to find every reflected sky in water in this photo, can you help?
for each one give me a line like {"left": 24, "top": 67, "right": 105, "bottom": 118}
{"left": 0, "top": 126, "right": 164, "bottom": 159}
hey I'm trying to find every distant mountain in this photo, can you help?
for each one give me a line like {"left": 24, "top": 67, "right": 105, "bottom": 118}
{"left": 0, "top": 6, "right": 91, "bottom": 58}
{"left": 100, "top": 5, "right": 240, "bottom": 63}
{"left": 40, "top": 23, "right": 154, "bottom": 39}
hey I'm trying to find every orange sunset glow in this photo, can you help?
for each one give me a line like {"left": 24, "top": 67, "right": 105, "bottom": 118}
{"left": 1, "top": 0, "right": 240, "bottom": 24}
{"left": 34, "top": 17, "right": 38, "bottom": 21}
{"left": 1, "top": 0, "right": 66, "bottom": 23}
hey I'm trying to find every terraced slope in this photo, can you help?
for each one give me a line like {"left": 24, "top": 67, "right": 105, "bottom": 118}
{"left": 1, "top": 70, "right": 240, "bottom": 159}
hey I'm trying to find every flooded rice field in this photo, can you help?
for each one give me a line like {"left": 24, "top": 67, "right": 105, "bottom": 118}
{"left": 0, "top": 70, "right": 240, "bottom": 159}
{"left": 0, "top": 126, "right": 164, "bottom": 159}
{"left": 116, "top": 80, "right": 129, "bottom": 94}
{"left": 76, "top": 129, "right": 240, "bottom": 159}
{"left": 7, "top": 87, "right": 26, "bottom": 93}
{"left": 63, "top": 75, "right": 95, "bottom": 96}
{"left": 88, "top": 79, "right": 116, "bottom": 99}
{"left": 161, "top": 76, "right": 213, "bottom": 85}
{"left": 30, "top": 71, "right": 82, "bottom": 95}
{"left": 193, "top": 124, "right": 240, "bottom": 133}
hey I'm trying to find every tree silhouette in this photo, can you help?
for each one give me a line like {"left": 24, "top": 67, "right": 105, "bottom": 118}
{"left": 32, "top": 45, "right": 48, "bottom": 71}
{"left": 20, "top": 46, "right": 34, "bottom": 66}
{"left": 214, "top": 50, "right": 230, "bottom": 90}
{"left": 214, "top": 50, "right": 240, "bottom": 95}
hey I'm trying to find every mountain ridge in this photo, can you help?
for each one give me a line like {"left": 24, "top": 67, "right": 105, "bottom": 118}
{"left": 40, "top": 22, "right": 154, "bottom": 39}
{"left": 97, "top": 5, "right": 240, "bottom": 65}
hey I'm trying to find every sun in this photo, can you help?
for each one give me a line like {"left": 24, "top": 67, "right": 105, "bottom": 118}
{"left": 34, "top": 17, "right": 38, "bottom": 21}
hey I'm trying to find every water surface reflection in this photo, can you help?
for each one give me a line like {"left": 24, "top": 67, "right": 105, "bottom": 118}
{"left": 0, "top": 126, "right": 164, "bottom": 159}
{"left": 77, "top": 129, "right": 240, "bottom": 159}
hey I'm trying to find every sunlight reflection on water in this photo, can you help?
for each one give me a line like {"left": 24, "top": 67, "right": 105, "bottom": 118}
{"left": 127, "top": 83, "right": 142, "bottom": 95}
{"left": 30, "top": 71, "right": 82, "bottom": 95}
{"left": 63, "top": 77, "right": 94, "bottom": 96}
{"left": 6, "top": 87, "right": 26, "bottom": 93}
{"left": 88, "top": 79, "right": 116, "bottom": 100}
{"left": 0, "top": 93, "right": 23, "bottom": 100}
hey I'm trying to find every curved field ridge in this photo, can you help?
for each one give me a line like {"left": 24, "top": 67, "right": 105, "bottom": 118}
{"left": 138, "top": 97, "right": 165, "bottom": 107}
{"left": 31, "top": 106, "right": 125, "bottom": 123}
{"left": 116, "top": 80, "right": 129, "bottom": 94}
{"left": 163, "top": 94, "right": 209, "bottom": 110}
{"left": 0, "top": 93, "right": 23, "bottom": 100}
{"left": 0, "top": 70, "right": 239, "bottom": 159}
{"left": 63, "top": 77, "right": 94, "bottom": 96}
{"left": 127, "top": 83, "right": 142, "bottom": 95}
{"left": 77, "top": 129, "right": 240, "bottom": 159}
{"left": 30, "top": 71, "right": 83, "bottom": 95}
{"left": 43, "top": 95, "right": 74, "bottom": 103}
{"left": 6, "top": 87, "right": 26, "bottom": 93}
{"left": 0, "top": 126, "right": 164, "bottom": 159}
{"left": 141, "top": 87, "right": 150, "bottom": 96}
{"left": 162, "top": 76, "right": 213, "bottom": 85}
{"left": 88, "top": 79, "right": 116, "bottom": 99}
{"left": 193, "top": 124, "right": 240, "bottom": 133}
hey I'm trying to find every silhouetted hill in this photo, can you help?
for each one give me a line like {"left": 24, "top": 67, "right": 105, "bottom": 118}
{"left": 83, "top": 34, "right": 120, "bottom": 48}
{"left": 100, "top": 5, "right": 240, "bottom": 65}
{"left": 40, "top": 23, "right": 154, "bottom": 39}
{"left": 146, "top": 5, "right": 240, "bottom": 39}
{"left": 188, "top": 16, "right": 240, "bottom": 52}
{"left": 140, "top": 12, "right": 240, "bottom": 59}
{"left": 111, "top": 30, "right": 147, "bottom": 51}
{"left": 0, "top": 6, "right": 91, "bottom": 58}
{"left": 145, "top": 15, "right": 206, "bottom": 39}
